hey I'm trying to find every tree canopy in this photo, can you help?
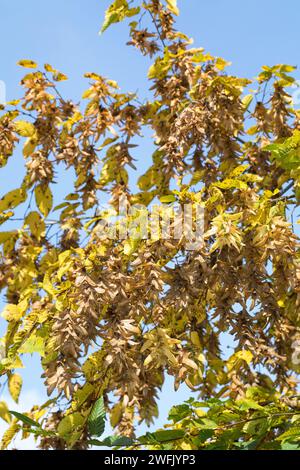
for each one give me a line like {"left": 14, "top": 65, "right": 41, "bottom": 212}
{"left": 0, "top": 0, "right": 300, "bottom": 450}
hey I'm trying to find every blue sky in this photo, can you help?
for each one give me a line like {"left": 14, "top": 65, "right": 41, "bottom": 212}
{"left": 0, "top": 0, "right": 299, "bottom": 448}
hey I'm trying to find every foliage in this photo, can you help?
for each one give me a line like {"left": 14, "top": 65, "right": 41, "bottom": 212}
{"left": 0, "top": 0, "right": 300, "bottom": 449}
{"left": 145, "top": 389, "right": 300, "bottom": 450}
{"left": 12, "top": 387, "right": 300, "bottom": 450}
{"left": 89, "top": 388, "right": 300, "bottom": 450}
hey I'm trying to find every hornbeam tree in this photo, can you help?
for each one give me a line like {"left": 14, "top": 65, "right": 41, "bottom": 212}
{"left": 0, "top": 0, "right": 300, "bottom": 450}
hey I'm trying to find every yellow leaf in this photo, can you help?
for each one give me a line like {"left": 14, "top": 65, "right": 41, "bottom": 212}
{"left": 227, "top": 350, "right": 253, "bottom": 372}
{"left": 0, "top": 421, "right": 20, "bottom": 450}
{"left": 19, "top": 334, "right": 46, "bottom": 357}
{"left": 82, "top": 89, "right": 94, "bottom": 99}
{"left": 110, "top": 403, "right": 123, "bottom": 428}
{"left": 6, "top": 100, "right": 20, "bottom": 106}
{"left": 44, "top": 63, "right": 56, "bottom": 73}
{"left": 166, "top": 0, "right": 179, "bottom": 15}
{"left": 17, "top": 59, "right": 38, "bottom": 69}
{"left": 0, "top": 402, "right": 11, "bottom": 423}
{"left": 0, "top": 232, "right": 17, "bottom": 244}
{"left": 1, "top": 356, "right": 24, "bottom": 370}
{"left": 35, "top": 185, "right": 53, "bottom": 217}
{"left": 124, "top": 239, "right": 138, "bottom": 256}
{"left": 242, "top": 94, "right": 253, "bottom": 110}
{"left": 23, "top": 137, "right": 37, "bottom": 157}
{"left": 163, "top": 347, "right": 178, "bottom": 365}
{"left": 42, "top": 272, "right": 57, "bottom": 297}
{"left": 14, "top": 121, "right": 36, "bottom": 138}
{"left": 191, "top": 331, "right": 201, "bottom": 348}
{"left": 214, "top": 179, "right": 248, "bottom": 190}
{"left": 181, "top": 442, "right": 193, "bottom": 450}
{"left": 144, "top": 353, "right": 154, "bottom": 366}
{"left": 0, "top": 188, "right": 26, "bottom": 212}
{"left": 182, "top": 357, "right": 198, "bottom": 370}
{"left": 195, "top": 408, "right": 206, "bottom": 418}
{"left": 25, "top": 211, "right": 46, "bottom": 240}
{"left": 215, "top": 57, "right": 232, "bottom": 70}
{"left": 82, "top": 349, "right": 107, "bottom": 380}
{"left": 1, "top": 304, "right": 22, "bottom": 322}
{"left": 57, "top": 412, "right": 85, "bottom": 438}
{"left": 236, "top": 350, "right": 253, "bottom": 364}
{"left": 0, "top": 343, "right": 5, "bottom": 362}
{"left": 8, "top": 374, "right": 22, "bottom": 403}
{"left": 53, "top": 72, "right": 68, "bottom": 82}
{"left": 84, "top": 72, "right": 102, "bottom": 81}
{"left": 71, "top": 383, "right": 94, "bottom": 411}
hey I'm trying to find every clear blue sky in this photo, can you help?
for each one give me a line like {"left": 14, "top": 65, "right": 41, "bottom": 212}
{"left": 0, "top": 0, "right": 299, "bottom": 448}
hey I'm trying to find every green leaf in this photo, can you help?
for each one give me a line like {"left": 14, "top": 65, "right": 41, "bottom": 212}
{"left": 89, "top": 435, "right": 134, "bottom": 447}
{"left": 265, "top": 130, "right": 300, "bottom": 170}
{"left": 242, "top": 415, "right": 269, "bottom": 436}
{"left": 168, "top": 404, "right": 190, "bottom": 423}
{"left": 106, "top": 435, "right": 134, "bottom": 447}
{"left": 236, "top": 398, "right": 264, "bottom": 411}
{"left": 9, "top": 410, "right": 40, "bottom": 428}
{"left": 281, "top": 441, "right": 300, "bottom": 450}
{"left": 88, "top": 397, "right": 106, "bottom": 437}
{"left": 277, "top": 426, "right": 300, "bottom": 442}
{"left": 139, "top": 429, "right": 185, "bottom": 444}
